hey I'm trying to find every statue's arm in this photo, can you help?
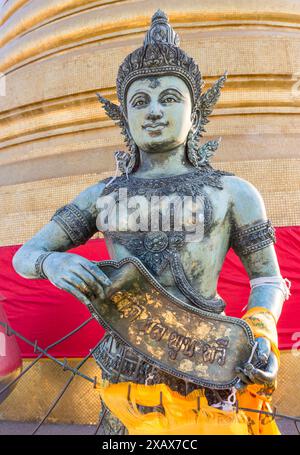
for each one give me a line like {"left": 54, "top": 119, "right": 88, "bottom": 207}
{"left": 12, "top": 181, "right": 112, "bottom": 305}
{"left": 227, "top": 176, "right": 290, "bottom": 386}
{"left": 228, "top": 176, "right": 288, "bottom": 321}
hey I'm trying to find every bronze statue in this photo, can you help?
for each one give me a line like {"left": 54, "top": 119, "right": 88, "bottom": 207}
{"left": 12, "top": 10, "right": 290, "bottom": 435}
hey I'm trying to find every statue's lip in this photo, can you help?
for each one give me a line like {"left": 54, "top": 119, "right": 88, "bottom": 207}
{"left": 142, "top": 122, "right": 169, "bottom": 130}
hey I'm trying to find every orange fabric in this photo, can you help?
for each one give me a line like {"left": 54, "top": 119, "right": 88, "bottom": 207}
{"left": 236, "top": 384, "right": 280, "bottom": 435}
{"left": 239, "top": 306, "right": 281, "bottom": 434}
{"left": 96, "top": 379, "right": 280, "bottom": 435}
{"left": 97, "top": 381, "right": 250, "bottom": 435}
{"left": 96, "top": 306, "right": 281, "bottom": 435}
{"left": 242, "top": 306, "right": 280, "bottom": 364}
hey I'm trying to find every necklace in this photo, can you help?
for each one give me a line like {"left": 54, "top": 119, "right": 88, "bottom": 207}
{"left": 102, "top": 166, "right": 231, "bottom": 199}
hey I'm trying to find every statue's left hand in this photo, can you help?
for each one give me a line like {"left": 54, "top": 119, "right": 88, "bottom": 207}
{"left": 235, "top": 337, "right": 278, "bottom": 389}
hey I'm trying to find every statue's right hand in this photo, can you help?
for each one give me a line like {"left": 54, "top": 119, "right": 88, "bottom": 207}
{"left": 42, "top": 252, "right": 112, "bottom": 306}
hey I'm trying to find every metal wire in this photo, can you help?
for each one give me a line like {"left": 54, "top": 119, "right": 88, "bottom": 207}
{"left": 0, "top": 321, "right": 95, "bottom": 384}
{"left": 31, "top": 340, "right": 101, "bottom": 435}
{"left": 0, "top": 316, "right": 94, "bottom": 399}
{"left": 1, "top": 320, "right": 300, "bottom": 435}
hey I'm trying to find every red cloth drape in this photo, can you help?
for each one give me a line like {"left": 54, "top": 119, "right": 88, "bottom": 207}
{"left": 0, "top": 226, "right": 299, "bottom": 357}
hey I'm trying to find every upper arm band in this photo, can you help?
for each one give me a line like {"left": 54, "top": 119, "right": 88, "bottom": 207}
{"left": 231, "top": 219, "right": 276, "bottom": 256}
{"left": 50, "top": 203, "right": 97, "bottom": 246}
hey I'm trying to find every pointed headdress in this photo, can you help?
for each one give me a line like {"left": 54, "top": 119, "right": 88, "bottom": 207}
{"left": 116, "top": 9, "right": 202, "bottom": 111}
{"left": 97, "top": 10, "right": 227, "bottom": 176}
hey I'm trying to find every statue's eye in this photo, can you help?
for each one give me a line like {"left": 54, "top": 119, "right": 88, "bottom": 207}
{"left": 133, "top": 99, "right": 146, "bottom": 107}
{"left": 162, "top": 96, "right": 176, "bottom": 104}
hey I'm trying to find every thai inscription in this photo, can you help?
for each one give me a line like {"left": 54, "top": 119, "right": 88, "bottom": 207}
{"left": 114, "top": 293, "right": 149, "bottom": 323}
{"left": 167, "top": 331, "right": 197, "bottom": 360}
{"left": 201, "top": 338, "right": 229, "bottom": 366}
{"left": 114, "top": 296, "right": 230, "bottom": 367}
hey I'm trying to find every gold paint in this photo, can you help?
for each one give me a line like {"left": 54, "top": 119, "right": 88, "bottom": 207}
{"left": 224, "top": 328, "right": 232, "bottom": 338}
{"left": 135, "top": 335, "right": 142, "bottom": 345}
{"left": 179, "top": 359, "right": 194, "bottom": 372}
{"left": 162, "top": 310, "right": 186, "bottom": 331}
{"left": 146, "top": 344, "right": 161, "bottom": 357}
{"left": 128, "top": 327, "right": 135, "bottom": 337}
{"left": 194, "top": 322, "right": 214, "bottom": 338}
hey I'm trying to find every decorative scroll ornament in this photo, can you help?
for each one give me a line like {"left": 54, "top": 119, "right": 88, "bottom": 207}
{"left": 187, "top": 72, "right": 228, "bottom": 168}
{"left": 96, "top": 10, "right": 227, "bottom": 175}
{"left": 96, "top": 93, "right": 139, "bottom": 175}
{"left": 231, "top": 220, "right": 276, "bottom": 256}
{"left": 85, "top": 256, "right": 258, "bottom": 389}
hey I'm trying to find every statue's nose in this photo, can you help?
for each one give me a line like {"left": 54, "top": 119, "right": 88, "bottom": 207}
{"left": 146, "top": 102, "right": 163, "bottom": 120}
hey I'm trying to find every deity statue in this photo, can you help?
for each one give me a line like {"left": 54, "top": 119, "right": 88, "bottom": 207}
{"left": 12, "top": 11, "right": 291, "bottom": 435}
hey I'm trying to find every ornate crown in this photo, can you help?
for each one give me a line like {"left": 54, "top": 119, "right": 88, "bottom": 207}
{"left": 116, "top": 9, "right": 202, "bottom": 110}
{"left": 96, "top": 10, "right": 227, "bottom": 177}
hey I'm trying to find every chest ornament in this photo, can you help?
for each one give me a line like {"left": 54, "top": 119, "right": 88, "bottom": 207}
{"left": 102, "top": 168, "right": 231, "bottom": 314}
{"left": 105, "top": 229, "right": 225, "bottom": 314}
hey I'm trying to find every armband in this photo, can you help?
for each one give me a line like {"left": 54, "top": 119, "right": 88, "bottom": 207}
{"left": 51, "top": 203, "right": 97, "bottom": 246}
{"left": 231, "top": 219, "right": 276, "bottom": 256}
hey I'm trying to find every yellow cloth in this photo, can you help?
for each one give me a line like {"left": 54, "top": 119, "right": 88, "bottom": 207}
{"left": 96, "top": 306, "right": 281, "bottom": 435}
{"left": 97, "top": 381, "right": 249, "bottom": 435}
{"left": 242, "top": 306, "right": 280, "bottom": 364}
{"left": 238, "top": 306, "right": 281, "bottom": 435}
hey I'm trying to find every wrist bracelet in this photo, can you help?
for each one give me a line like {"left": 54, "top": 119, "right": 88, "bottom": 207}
{"left": 250, "top": 276, "right": 291, "bottom": 301}
{"left": 35, "top": 252, "right": 54, "bottom": 279}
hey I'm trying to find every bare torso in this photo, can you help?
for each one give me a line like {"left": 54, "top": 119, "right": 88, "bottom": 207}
{"left": 101, "top": 180, "right": 232, "bottom": 302}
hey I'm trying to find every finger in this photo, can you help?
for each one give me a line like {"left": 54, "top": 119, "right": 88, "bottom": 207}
{"left": 256, "top": 337, "right": 271, "bottom": 366}
{"left": 59, "top": 279, "right": 92, "bottom": 307}
{"left": 81, "top": 261, "right": 112, "bottom": 287}
{"left": 75, "top": 267, "right": 105, "bottom": 299}
{"left": 248, "top": 353, "right": 278, "bottom": 385}
{"left": 234, "top": 379, "right": 248, "bottom": 391}
{"left": 238, "top": 361, "right": 266, "bottom": 385}
{"left": 66, "top": 273, "right": 105, "bottom": 300}
{"left": 105, "top": 264, "right": 137, "bottom": 298}
{"left": 243, "top": 369, "right": 266, "bottom": 385}
{"left": 235, "top": 367, "right": 253, "bottom": 385}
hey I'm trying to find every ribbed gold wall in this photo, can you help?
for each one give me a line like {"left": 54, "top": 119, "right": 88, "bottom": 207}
{"left": 0, "top": 0, "right": 300, "bottom": 245}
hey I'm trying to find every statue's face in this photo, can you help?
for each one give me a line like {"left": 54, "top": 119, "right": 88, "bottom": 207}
{"left": 126, "top": 75, "right": 193, "bottom": 152}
